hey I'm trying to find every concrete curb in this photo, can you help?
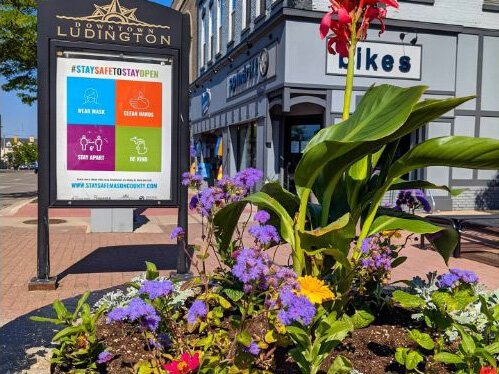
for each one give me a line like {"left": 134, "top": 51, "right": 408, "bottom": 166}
{"left": 0, "top": 197, "right": 37, "bottom": 217}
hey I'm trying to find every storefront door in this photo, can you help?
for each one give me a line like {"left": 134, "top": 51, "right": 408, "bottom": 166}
{"left": 283, "top": 115, "right": 322, "bottom": 192}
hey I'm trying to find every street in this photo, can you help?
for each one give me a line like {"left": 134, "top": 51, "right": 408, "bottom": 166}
{"left": 0, "top": 170, "right": 37, "bottom": 210}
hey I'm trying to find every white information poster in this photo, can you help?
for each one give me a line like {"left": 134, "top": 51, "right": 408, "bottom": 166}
{"left": 56, "top": 56, "right": 173, "bottom": 201}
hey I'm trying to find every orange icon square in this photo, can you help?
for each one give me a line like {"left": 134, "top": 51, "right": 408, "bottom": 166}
{"left": 115, "top": 80, "right": 162, "bottom": 128}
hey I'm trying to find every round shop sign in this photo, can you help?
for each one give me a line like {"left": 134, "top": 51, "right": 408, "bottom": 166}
{"left": 201, "top": 88, "right": 211, "bottom": 116}
{"left": 259, "top": 48, "right": 269, "bottom": 77}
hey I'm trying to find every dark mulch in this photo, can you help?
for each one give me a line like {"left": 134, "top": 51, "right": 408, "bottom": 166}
{"left": 96, "top": 319, "right": 157, "bottom": 373}
{"left": 54, "top": 307, "right": 452, "bottom": 373}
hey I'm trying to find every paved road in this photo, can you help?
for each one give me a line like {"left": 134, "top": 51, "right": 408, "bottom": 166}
{"left": 0, "top": 170, "right": 37, "bottom": 210}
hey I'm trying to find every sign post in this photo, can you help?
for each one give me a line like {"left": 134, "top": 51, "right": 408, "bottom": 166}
{"left": 29, "top": 0, "right": 190, "bottom": 290}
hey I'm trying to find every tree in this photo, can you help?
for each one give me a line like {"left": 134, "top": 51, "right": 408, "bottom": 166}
{"left": 0, "top": 0, "right": 37, "bottom": 105}
{"left": 11, "top": 141, "right": 37, "bottom": 167}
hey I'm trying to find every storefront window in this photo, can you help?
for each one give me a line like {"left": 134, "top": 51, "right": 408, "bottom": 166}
{"left": 196, "top": 132, "right": 223, "bottom": 186}
{"left": 236, "top": 123, "right": 257, "bottom": 171}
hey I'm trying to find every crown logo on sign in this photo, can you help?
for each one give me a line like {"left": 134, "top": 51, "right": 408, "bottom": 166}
{"left": 56, "top": 0, "right": 169, "bottom": 29}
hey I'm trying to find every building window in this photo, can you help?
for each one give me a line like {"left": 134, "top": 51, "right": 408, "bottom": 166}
{"left": 242, "top": 0, "right": 251, "bottom": 30}
{"left": 483, "top": 0, "right": 499, "bottom": 11}
{"left": 236, "top": 123, "right": 257, "bottom": 170}
{"left": 216, "top": 0, "right": 222, "bottom": 53}
{"left": 256, "top": 0, "right": 265, "bottom": 16}
{"left": 209, "top": 5, "right": 214, "bottom": 61}
{"left": 201, "top": 12, "right": 206, "bottom": 65}
{"left": 229, "top": 0, "right": 236, "bottom": 42}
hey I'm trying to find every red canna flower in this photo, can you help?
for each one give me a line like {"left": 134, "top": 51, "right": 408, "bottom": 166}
{"left": 320, "top": 0, "right": 399, "bottom": 57}
{"left": 163, "top": 352, "right": 200, "bottom": 374}
{"left": 479, "top": 367, "right": 498, "bottom": 374}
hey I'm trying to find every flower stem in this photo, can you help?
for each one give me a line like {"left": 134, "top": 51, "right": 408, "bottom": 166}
{"left": 342, "top": 23, "right": 358, "bottom": 121}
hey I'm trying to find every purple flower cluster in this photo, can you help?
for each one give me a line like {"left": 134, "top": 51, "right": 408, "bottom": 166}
{"left": 359, "top": 235, "right": 395, "bottom": 279}
{"left": 187, "top": 300, "right": 208, "bottom": 324}
{"left": 245, "top": 341, "right": 261, "bottom": 356}
{"left": 185, "top": 168, "right": 264, "bottom": 217}
{"left": 170, "top": 226, "right": 185, "bottom": 240}
{"left": 231, "top": 248, "right": 298, "bottom": 293}
{"left": 138, "top": 280, "right": 174, "bottom": 300}
{"left": 437, "top": 268, "right": 479, "bottom": 289}
{"left": 97, "top": 351, "right": 113, "bottom": 364}
{"left": 232, "top": 248, "right": 271, "bottom": 287}
{"left": 234, "top": 168, "right": 264, "bottom": 190}
{"left": 106, "top": 298, "right": 161, "bottom": 331}
{"left": 254, "top": 210, "right": 271, "bottom": 224}
{"left": 277, "top": 288, "right": 316, "bottom": 326}
{"left": 248, "top": 224, "right": 280, "bottom": 246}
{"left": 181, "top": 172, "right": 203, "bottom": 189}
{"left": 395, "top": 189, "right": 431, "bottom": 213}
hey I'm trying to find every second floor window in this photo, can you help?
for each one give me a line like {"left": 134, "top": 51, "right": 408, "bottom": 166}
{"left": 229, "top": 0, "right": 236, "bottom": 41}
{"left": 201, "top": 12, "right": 206, "bottom": 65}
{"left": 242, "top": 0, "right": 251, "bottom": 30}
{"left": 209, "top": 5, "right": 215, "bottom": 61}
{"left": 216, "top": 0, "right": 222, "bottom": 54}
{"left": 256, "top": 0, "right": 265, "bottom": 16}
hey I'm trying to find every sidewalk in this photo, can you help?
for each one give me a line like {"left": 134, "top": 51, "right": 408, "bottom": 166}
{"left": 0, "top": 202, "right": 498, "bottom": 372}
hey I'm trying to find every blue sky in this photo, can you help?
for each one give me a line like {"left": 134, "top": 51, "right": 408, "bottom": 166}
{"left": 0, "top": 0, "right": 172, "bottom": 139}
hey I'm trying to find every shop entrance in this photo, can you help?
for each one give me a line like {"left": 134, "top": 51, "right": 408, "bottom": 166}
{"left": 283, "top": 115, "right": 322, "bottom": 192}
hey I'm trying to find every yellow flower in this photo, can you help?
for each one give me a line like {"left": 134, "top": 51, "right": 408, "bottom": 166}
{"left": 297, "top": 276, "right": 335, "bottom": 304}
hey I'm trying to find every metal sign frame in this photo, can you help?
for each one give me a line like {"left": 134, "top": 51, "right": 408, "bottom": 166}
{"left": 30, "top": 0, "right": 190, "bottom": 290}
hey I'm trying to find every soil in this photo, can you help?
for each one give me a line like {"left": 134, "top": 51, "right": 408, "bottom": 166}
{"left": 54, "top": 307, "right": 453, "bottom": 373}
{"left": 95, "top": 318, "right": 157, "bottom": 373}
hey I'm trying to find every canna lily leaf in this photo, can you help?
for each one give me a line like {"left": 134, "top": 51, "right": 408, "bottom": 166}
{"left": 388, "top": 179, "right": 466, "bottom": 197}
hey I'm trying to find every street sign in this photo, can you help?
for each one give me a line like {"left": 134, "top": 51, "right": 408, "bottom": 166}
{"left": 31, "top": 0, "right": 191, "bottom": 290}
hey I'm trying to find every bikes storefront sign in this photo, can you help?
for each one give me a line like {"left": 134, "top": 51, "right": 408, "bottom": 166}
{"left": 326, "top": 41, "right": 422, "bottom": 80}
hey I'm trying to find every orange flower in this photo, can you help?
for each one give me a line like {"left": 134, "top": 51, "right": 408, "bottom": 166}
{"left": 297, "top": 276, "right": 335, "bottom": 304}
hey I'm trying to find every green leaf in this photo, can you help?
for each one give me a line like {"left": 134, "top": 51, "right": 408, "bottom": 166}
{"left": 408, "top": 329, "right": 435, "bottom": 350}
{"left": 298, "top": 213, "right": 354, "bottom": 253}
{"left": 454, "top": 324, "right": 476, "bottom": 355}
{"left": 216, "top": 295, "right": 232, "bottom": 309}
{"left": 327, "top": 355, "right": 353, "bottom": 374}
{"left": 388, "top": 136, "right": 499, "bottom": 180}
{"left": 433, "top": 352, "right": 465, "bottom": 364}
{"left": 432, "top": 289, "right": 476, "bottom": 313}
{"left": 51, "top": 326, "right": 82, "bottom": 342}
{"left": 73, "top": 292, "right": 90, "bottom": 319}
{"left": 368, "top": 214, "right": 443, "bottom": 237}
{"left": 405, "top": 350, "right": 424, "bottom": 370}
{"left": 389, "top": 180, "right": 464, "bottom": 196}
{"left": 392, "top": 290, "right": 426, "bottom": 309}
{"left": 395, "top": 347, "right": 409, "bottom": 365}
{"left": 222, "top": 288, "right": 244, "bottom": 303}
{"left": 145, "top": 261, "right": 159, "bottom": 280}
{"left": 476, "top": 348, "right": 497, "bottom": 367}
{"left": 391, "top": 256, "right": 407, "bottom": 268}
{"left": 213, "top": 200, "right": 248, "bottom": 260}
{"left": 286, "top": 326, "right": 311, "bottom": 348}
{"left": 296, "top": 85, "right": 428, "bottom": 198}
{"left": 371, "top": 208, "right": 459, "bottom": 263}
{"left": 30, "top": 316, "right": 64, "bottom": 325}
{"left": 485, "top": 342, "right": 499, "bottom": 355}
{"left": 236, "top": 330, "right": 252, "bottom": 347}
{"left": 351, "top": 309, "right": 375, "bottom": 329}
{"left": 53, "top": 299, "right": 70, "bottom": 321}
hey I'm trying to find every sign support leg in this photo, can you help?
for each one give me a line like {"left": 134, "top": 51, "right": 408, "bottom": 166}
{"left": 175, "top": 12, "right": 192, "bottom": 276}
{"left": 28, "top": 159, "right": 57, "bottom": 291}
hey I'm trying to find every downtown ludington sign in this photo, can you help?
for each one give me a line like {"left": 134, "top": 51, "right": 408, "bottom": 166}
{"left": 30, "top": 0, "right": 190, "bottom": 290}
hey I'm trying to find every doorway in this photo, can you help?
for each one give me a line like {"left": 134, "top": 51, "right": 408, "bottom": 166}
{"left": 283, "top": 115, "right": 322, "bottom": 192}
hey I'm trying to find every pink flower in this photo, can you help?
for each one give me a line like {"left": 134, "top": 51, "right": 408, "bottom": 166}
{"left": 163, "top": 352, "right": 200, "bottom": 374}
{"left": 479, "top": 367, "right": 498, "bottom": 374}
{"left": 320, "top": 0, "right": 399, "bottom": 57}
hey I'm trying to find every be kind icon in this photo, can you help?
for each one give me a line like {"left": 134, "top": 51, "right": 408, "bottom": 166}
{"left": 67, "top": 125, "right": 115, "bottom": 171}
